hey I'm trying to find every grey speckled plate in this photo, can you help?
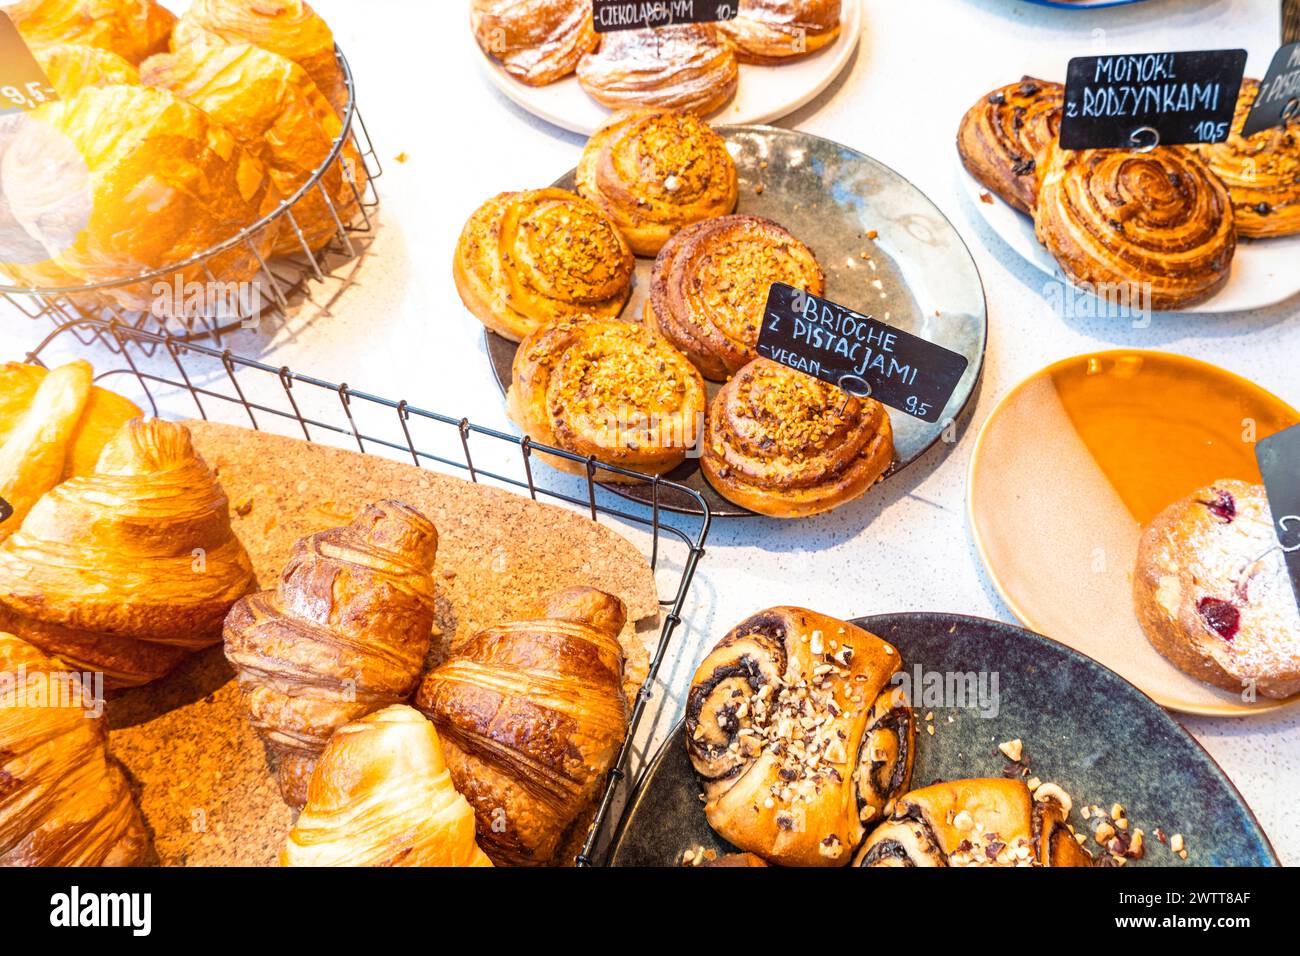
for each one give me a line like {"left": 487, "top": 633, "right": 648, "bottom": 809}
{"left": 608, "top": 612, "right": 1278, "bottom": 867}
{"left": 486, "top": 125, "right": 988, "bottom": 517}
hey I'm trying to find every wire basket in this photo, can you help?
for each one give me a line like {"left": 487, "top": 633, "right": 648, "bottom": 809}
{"left": 0, "top": 46, "right": 382, "bottom": 356}
{"left": 18, "top": 316, "right": 711, "bottom": 867}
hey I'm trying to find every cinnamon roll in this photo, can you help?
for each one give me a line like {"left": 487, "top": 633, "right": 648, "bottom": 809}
{"left": 1035, "top": 145, "right": 1236, "bottom": 311}
{"left": 576, "top": 23, "right": 738, "bottom": 116}
{"left": 1194, "top": 79, "right": 1300, "bottom": 239}
{"left": 576, "top": 109, "right": 738, "bottom": 256}
{"left": 507, "top": 317, "right": 707, "bottom": 480}
{"left": 716, "top": 0, "right": 842, "bottom": 65}
{"left": 645, "top": 215, "right": 823, "bottom": 381}
{"left": 853, "top": 778, "right": 1094, "bottom": 867}
{"left": 957, "top": 77, "right": 1064, "bottom": 214}
{"left": 470, "top": 0, "right": 597, "bottom": 87}
{"left": 701, "top": 358, "right": 894, "bottom": 518}
{"left": 686, "top": 607, "right": 915, "bottom": 866}
{"left": 453, "top": 188, "right": 634, "bottom": 342}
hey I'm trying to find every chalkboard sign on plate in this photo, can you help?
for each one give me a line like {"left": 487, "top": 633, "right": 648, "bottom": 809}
{"left": 1242, "top": 42, "right": 1300, "bottom": 137}
{"left": 0, "top": 13, "right": 56, "bottom": 115}
{"left": 1257, "top": 423, "right": 1300, "bottom": 613}
{"left": 592, "top": 0, "right": 737, "bottom": 33}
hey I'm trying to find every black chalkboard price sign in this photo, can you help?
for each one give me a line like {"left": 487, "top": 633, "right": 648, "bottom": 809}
{"left": 1242, "top": 42, "right": 1300, "bottom": 137}
{"left": 0, "top": 496, "right": 11, "bottom": 525}
{"left": 1059, "top": 49, "right": 1247, "bottom": 150}
{"left": 1256, "top": 423, "right": 1300, "bottom": 613}
{"left": 755, "top": 283, "right": 968, "bottom": 425}
{"left": 592, "top": 0, "right": 737, "bottom": 33}
{"left": 0, "top": 13, "right": 56, "bottom": 116}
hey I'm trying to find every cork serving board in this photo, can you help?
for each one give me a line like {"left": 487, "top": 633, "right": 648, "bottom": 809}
{"left": 106, "top": 421, "right": 660, "bottom": 866}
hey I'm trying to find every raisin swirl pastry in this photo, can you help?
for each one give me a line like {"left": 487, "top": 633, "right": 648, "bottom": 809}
{"left": 957, "top": 77, "right": 1064, "bottom": 214}
{"left": 453, "top": 188, "right": 634, "bottom": 342}
{"left": 1194, "top": 79, "right": 1300, "bottom": 239}
{"left": 716, "top": 0, "right": 842, "bottom": 65}
{"left": 1134, "top": 480, "right": 1300, "bottom": 699}
{"left": 646, "top": 215, "right": 824, "bottom": 381}
{"left": 853, "top": 779, "right": 1094, "bottom": 867}
{"left": 1034, "top": 144, "right": 1235, "bottom": 311}
{"left": 576, "top": 109, "right": 738, "bottom": 256}
{"left": 470, "top": 0, "right": 597, "bottom": 87}
{"left": 507, "top": 317, "right": 707, "bottom": 481}
{"left": 701, "top": 358, "right": 894, "bottom": 518}
{"left": 686, "top": 607, "right": 915, "bottom": 866}
{"left": 576, "top": 23, "right": 738, "bottom": 116}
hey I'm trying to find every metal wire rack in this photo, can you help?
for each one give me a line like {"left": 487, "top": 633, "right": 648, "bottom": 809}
{"left": 20, "top": 316, "right": 711, "bottom": 867}
{"left": 1, "top": 46, "right": 381, "bottom": 355}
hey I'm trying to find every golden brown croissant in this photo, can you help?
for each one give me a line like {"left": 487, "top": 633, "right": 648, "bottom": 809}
{"left": 646, "top": 214, "right": 824, "bottom": 381}
{"left": 716, "top": 0, "right": 842, "bottom": 64}
{"left": 957, "top": 77, "right": 1064, "bottom": 214}
{"left": 577, "top": 23, "right": 738, "bottom": 116}
{"left": 224, "top": 500, "right": 439, "bottom": 809}
{"left": 853, "top": 778, "right": 1094, "bottom": 867}
{"left": 281, "top": 705, "right": 493, "bottom": 867}
{"left": 0, "top": 418, "right": 255, "bottom": 688}
{"left": 576, "top": 108, "right": 738, "bottom": 257}
{"left": 8, "top": 0, "right": 176, "bottom": 65}
{"left": 471, "top": 0, "right": 597, "bottom": 87}
{"left": 1194, "top": 78, "right": 1300, "bottom": 239}
{"left": 686, "top": 607, "right": 915, "bottom": 866}
{"left": 0, "top": 631, "right": 149, "bottom": 865}
{"left": 701, "top": 358, "right": 894, "bottom": 517}
{"left": 32, "top": 42, "right": 140, "bottom": 96}
{"left": 415, "top": 586, "right": 630, "bottom": 866}
{"left": 1034, "top": 144, "right": 1236, "bottom": 311}
{"left": 453, "top": 188, "right": 634, "bottom": 342}
{"left": 506, "top": 316, "right": 707, "bottom": 481}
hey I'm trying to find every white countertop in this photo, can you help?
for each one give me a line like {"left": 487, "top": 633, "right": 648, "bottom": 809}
{"left": 1, "top": 0, "right": 1296, "bottom": 864}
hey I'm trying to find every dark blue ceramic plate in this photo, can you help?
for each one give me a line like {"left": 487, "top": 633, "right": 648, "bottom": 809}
{"left": 608, "top": 612, "right": 1278, "bottom": 867}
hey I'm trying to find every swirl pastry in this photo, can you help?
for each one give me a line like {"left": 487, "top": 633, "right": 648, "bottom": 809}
{"left": 0, "top": 631, "right": 149, "bottom": 866}
{"left": 9, "top": 0, "right": 175, "bottom": 65}
{"left": 453, "top": 188, "right": 633, "bottom": 341}
{"left": 701, "top": 358, "right": 894, "bottom": 518}
{"left": 717, "top": 0, "right": 842, "bottom": 64}
{"left": 224, "top": 500, "right": 439, "bottom": 808}
{"left": 646, "top": 214, "right": 824, "bottom": 381}
{"left": 957, "top": 77, "right": 1064, "bottom": 214}
{"left": 577, "top": 109, "right": 738, "bottom": 256}
{"left": 854, "top": 778, "right": 1094, "bottom": 867}
{"left": 1194, "top": 79, "right": 1300, "bottom": 239}
{"left": 1035, "top": 144, "right": 1235, "bottom": 311}
{"left": 1134, "top": 480, "right": 1300, "bottom": 699}
{"left": 507, "top": 317, "right": 707, "bottom": 481}
{"left": 415, "top": 587, "right": 630, "bottom": 866}
{"left": 282, "top": 706, "right": 492, "bottom": 867}
{"left": 470, "top": 0, "right": 597, "bottom": 87}
{"left": 577, "top": 24, "right": 738, "bottom": 116}
{"left": 0, "top": 418, "right": 255, "bottom": 688}
{"left": 686, "top": 607, "right": 915, "bottom": 866}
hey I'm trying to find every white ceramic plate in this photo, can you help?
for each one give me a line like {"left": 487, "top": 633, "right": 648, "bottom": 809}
{"left": 472, "top": 0, "right": 862, "bottom": 136}
{"left": 958, "top": 165, "right": 1300, "bottom": 314}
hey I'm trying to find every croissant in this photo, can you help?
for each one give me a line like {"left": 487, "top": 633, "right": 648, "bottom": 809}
{"left": 8, "top": 0, "right": 176, "bottom": 65}
{"left": 224, "top": 500, "right": 439, "bottom": 808}
{"left": 686, "top": 607, "right": 915, "bottom": 866}
{"left": 0, "top": 631, "right": 149, "bottom": 865}
{"left": 576, "top": 108, "right": 738, "bottom": 257}
{"left": 33, "top": 42, "right": 140, "bottom": 96}
{"left": 957, "top": 77, "right": 1064, "bottom": 214}
{"left": 716, "top": 0, "right": 842, "bottom": 64}
{"left": 0, "top": 418, "right": 255, "bottom": 688}
{"left": 281, "top": 705, "right": 492, "bottom": 867}
{"left": 415, "top": 586, "right": 630, "bottom": 866}
{"left": 576, "top": 23, "right": 738, "bottom": 116}
{"left": 853, "top": 778, "right": 1094, "bottom": 867}
{"left": 470, "top": 0, "right": 597, "bottom": 87}
{"left": 646, "top": 214, "right": 824, "bottom": 381}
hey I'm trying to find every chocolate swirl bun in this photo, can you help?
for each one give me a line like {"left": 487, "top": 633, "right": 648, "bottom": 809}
{"left": 686, "top": 607, "right": 915, "bottom": 866}
{"left": 701, "top": 358, "right": 894, "bottom": 518}
{"left": 957, "top": 77, "right": 1064, "bottom": 214}
{"left": 1034, "top": 145, "right": 1236, "bottom": 311}
{"left": 1194, "top": 79, "right": 1300, "bottom": 239}
{"left": 853, "top": 778, "right": 1094, "bottom": 867}
{"left": 716, "top": 0, "right": 842, "bottom": 64}
{"left": 576, "top": 23, "right": 738, "bottom": 115}
{"left": 646, "top": 215, "right": 824, "bottom": 381}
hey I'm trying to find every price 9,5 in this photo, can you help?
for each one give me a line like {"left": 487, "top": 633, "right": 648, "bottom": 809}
{"left": 905, "top": 395, "right": 931, "bottom": 419}
{"left": 2, "top": 80, "right": 52, "bottom": 112}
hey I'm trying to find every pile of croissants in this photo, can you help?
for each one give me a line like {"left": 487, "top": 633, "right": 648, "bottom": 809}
{"left": 0, "top": 0, "right": 364, "bottom": 313}
{"left": 0, "top": 360, "right": 635, "bottom": 867}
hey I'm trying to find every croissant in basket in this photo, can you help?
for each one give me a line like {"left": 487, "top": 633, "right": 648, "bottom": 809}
{"left": 34, "top": 42, "right": 141, "bottom": 96}
{"left": 224, "top": 500, "right": 440, "bottom": 808}
{"left": 8, "top": 0, "right": 176, "bottom": 65}
{"left": 0, "top": 418, "right": 256, "bottom": 688}
{"left": 415, "top": 586, "right": 630, "bottom": 866}
{"left": 0, "top": 631, "right": 149, "bottom": 865}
